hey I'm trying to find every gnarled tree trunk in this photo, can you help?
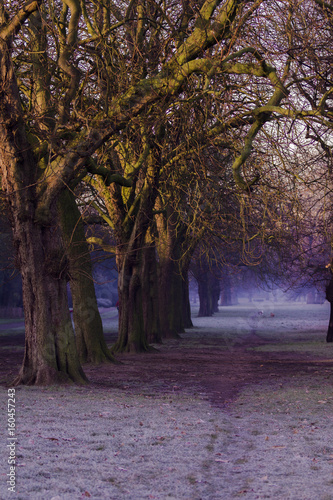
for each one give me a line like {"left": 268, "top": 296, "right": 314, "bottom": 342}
{"left": 111, "top": 158, "right": 159, "bottom": 353}
{"left": 156, "top": 207, "right": 193, "bottom": 338}
{"left": 0, "top": 39, "right": 86, "bottom": 385}
{"left": 14, "top": 214, "right": 87, "bottom": 385}
{"left": 114, "top": 246, "right": 150, "bottom": 353}
{"left": 59, "top": 191, "right": 115, "bottom": 363}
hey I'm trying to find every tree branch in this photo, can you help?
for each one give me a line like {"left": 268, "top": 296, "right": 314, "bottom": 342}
{"left": 0, "top": 0, "right": 40, "bottom": 41}
{"left": 86, "top": 237, "right": 116, "bottom": 254}
{"left": 231, "top": 61, "right": 290, "bottom": 190}
{"left": 87, "top": 162, "right": 132, "bottom": 187}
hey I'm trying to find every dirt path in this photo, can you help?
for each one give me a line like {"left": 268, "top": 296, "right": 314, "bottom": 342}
{"left": 0, "top": 306, "right": 331, "bottom": 408}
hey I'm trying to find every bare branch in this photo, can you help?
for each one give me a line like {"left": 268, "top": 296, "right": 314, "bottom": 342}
{"left": 0, "top": 0, "right": 40, "bottom": 41}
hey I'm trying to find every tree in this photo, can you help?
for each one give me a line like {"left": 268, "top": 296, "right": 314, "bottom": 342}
{"left": 0, "top": 5, "right": 87, "bottom": 384}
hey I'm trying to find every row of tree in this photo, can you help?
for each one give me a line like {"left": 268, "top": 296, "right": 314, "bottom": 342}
{"left": 0, "top": 0, "right": 332, "bottom": 384}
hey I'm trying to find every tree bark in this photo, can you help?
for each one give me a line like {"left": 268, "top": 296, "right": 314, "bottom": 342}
{"left": 158, "top": 257, "right": 184, "bottom": 338}
{"left": 156, "top": 206, "right": 193, "bottom": 337}
{"left": 0, "top": 39, "right": 86, "bottom": 384}
{"left": 142, "top": 243, "right": 161, "bottom": 344}
{"left": 14, "top": 215, "right": 87, "bottom": 385}
{"left": 113, "top": 247, "right": 151, "bottom": 353}
{"left": 59, "top": 191, "right": 115, "bottom": 363}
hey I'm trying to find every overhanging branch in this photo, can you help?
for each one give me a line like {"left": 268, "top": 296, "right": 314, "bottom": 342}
{"left": 0, "top": 0, "right": 40, "bottom": 41}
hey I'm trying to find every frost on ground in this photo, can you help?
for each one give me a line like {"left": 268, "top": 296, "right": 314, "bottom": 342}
{"left": 1, "top": 302, "right": 333, "bottom": 500}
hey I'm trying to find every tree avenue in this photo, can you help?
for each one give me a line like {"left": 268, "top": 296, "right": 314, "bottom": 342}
{"left": 0, "top": 0, "right": 332, "bottom": 384}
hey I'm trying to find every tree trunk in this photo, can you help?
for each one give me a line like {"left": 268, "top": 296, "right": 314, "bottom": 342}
{"left": 108, "top": 150, "right": 160, "bottom": 353}
{"left": 212, "top": 276, "right": 220, "bottom": 313}
{"left": 59, "top": 191, "right": 115, "bottom": 363}
{"left": 306, "top": 290, "right": 316, "bottom": 304}
{"left": 181, "top": 267, "right": 193, "bottom": 329}
{"left": 142, "top": 243, "right": 161, "bottom": 344}
{"left": 155, "top": 204, "right": 194, "bottom": 338}
{"left": 14, "top": 215, "right": 87, "bottom": 385}
{"left": 158, "top": 257, "right": 185, "bottom": 338}
{"left": 327, "top": 302, "right": 333, "bottom": 343}
{"left": 220, "top": 275, "right": 232, "bottom": 306}
{"left": 326, "top": 278, "right": 333, "bottom": 343}
{"left": 197, "top": 271, "right": 220, "bottom": 317}
{"left": 113, "top": 249, "right": 150, "bottom": 353}
{"left": 0, "top": 40, "right": 86, "bottom": 385}
{"left": 197, "top": 274, "right": 213, "bottom": 317}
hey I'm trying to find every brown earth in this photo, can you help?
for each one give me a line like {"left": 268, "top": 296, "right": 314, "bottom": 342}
{"left": 0, "top": 319, "right": 331, "bottom": 407}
